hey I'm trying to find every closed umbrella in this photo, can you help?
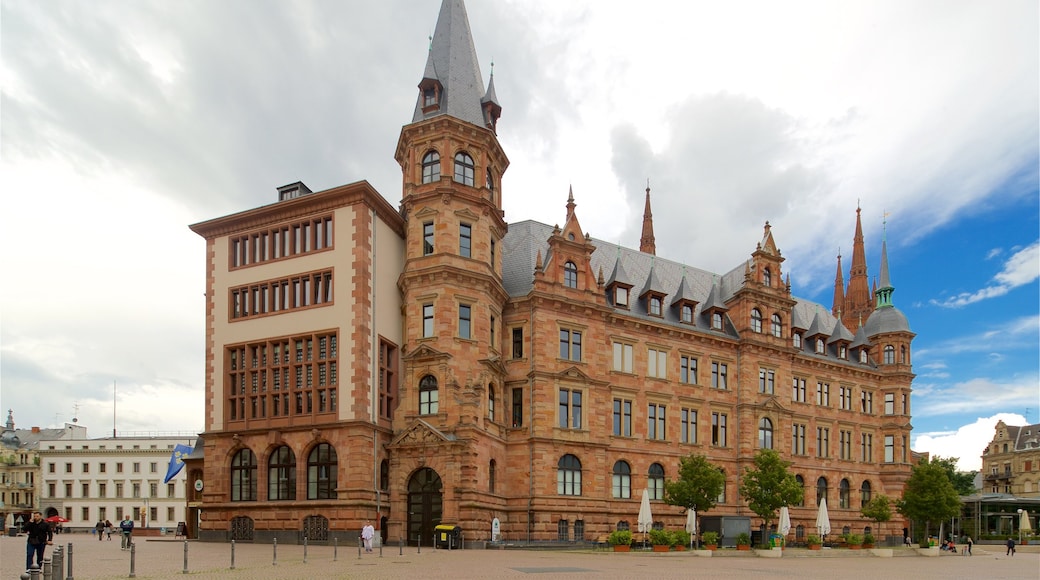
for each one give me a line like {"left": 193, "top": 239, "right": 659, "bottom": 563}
{"left": 777, "top": 506, "right": 792, "bottom": 548}
{"left": 815, "top": 498, "right": 831, "bottom": 539}
{"left": 685, "top": 509, "right": 697, "bottom": 549}
{"left": 1021, "top": 510, "right": 1032, "bottom": 533}
{"left": 637, "top": 489, "right": 653, "bottom": 546}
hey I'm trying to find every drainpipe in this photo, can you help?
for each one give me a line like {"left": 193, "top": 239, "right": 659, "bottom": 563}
{"left": 528, "top": 298, "right": 535, "bottom": 543}
{"left": 370, "top": 208, "right": 380, "bottom": 524}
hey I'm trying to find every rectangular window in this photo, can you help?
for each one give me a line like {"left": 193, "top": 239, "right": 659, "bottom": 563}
{"left": 648, "top": 348, "right": 666, "bottom": 379}
{"left": 378, "top": 339, "right": 397, "bottom": 421}
{"left": 612, "top": 342, "right": 633, "bottom": 373}
{"left": 229, "top": 216, "right": 333, "bottom": 268}
{"left": 816, "top": 382, "right": 830, "bottom": 406}
{"left": 167, "top": 507, "right": 176, "bottom": 521}
{"left": 65, "top": 463, "right": 72, "bottom": 473}
{"left": 490, "top": 315, "right": 496, "bottom": 348}
{"left": 816, "top": 427, "right": 830, "bottom": 458}
{"left": 613, "top": 398, "right": 632, "bottom": 437}
{"left": 839, "top": 386, "right": 852, "bottom": 410}
{"left": 82, "top": 463, "right": 89, "bottom": 473}
{"left": 884, "top": 435, "right": 894, "bottom": 462}
{"left": 133, "top": 462, "right": 140, "bottom": 473}
{"left": 98, "top": 483, "right": 107, "bottom": 498}
{"left": 116, "top": 463, "right": 124, "bottom": 473}
{"left": 423, "top": 222, "right": 434, "bottom": 255}
{"left": 680, "top": 355, "right": 698, "bottom": 384}
{"left": 711, "top": 362, "right": 728, "bottom": 389}
{"left": 81, "top": 483, "right": 89, "bottom": 497}
{"left": 901, "top": 393, "right": 908, "bottom": 415}
{"left": 559, "top": 388, "right": 582, "bottom": 429}
{"left": 792, "top": 423, "right": 806, "bottom": 455}
{"left": 648, "top": 403, "right": 666, "bottom": 440}
{"left": 423, "top": 304, "right": 434, "bottom": 338}
{"left": 458, "top": 304, "right": 472, "bottom": 339}
{"left": 792, "top": 377, "right": 807, "bottom": 402}
{"left": 681, "top": 408, "right": 698, "bottom": 444}
{"left": 861, "top": 391, "right": 873, "bottom": 414}
{"left": 884, "top": 393, "right": 895, "bottom": 415}
{"left": 511, "top": 387, "right": 523, "bottom": 428}
{"left": 839, "top": 430, "right": 853, "bottom": 460}
{"left": 559, "top": 329, "right": 582, "bottom": 361}
{"left": 759, "top": 369, "right": 775, "bottom": 394}
{"left": 82, "top": 507, "right": 90, "bottom": 521}
{"left": 167, "top": 483, "right": 176, "bottom": 498}
{"left": 511, "top": 327, "right": 523, "bottom": 359}
{"left": 459, "top": 223, "right": 472, "bottom": 257}
{"left": 861, "top": 433, "right": 873, "bottom": 462}
{"left": 711, "top": 412, "right": 727, "bottom": 446}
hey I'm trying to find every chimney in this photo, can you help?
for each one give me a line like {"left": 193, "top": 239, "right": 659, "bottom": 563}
{"left": 32, "top": 426, "right": 40, "bottom": 433}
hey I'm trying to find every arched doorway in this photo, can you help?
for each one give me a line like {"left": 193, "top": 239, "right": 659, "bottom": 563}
{"left": 407, "top": 467, "right": 442, "bottom": 546}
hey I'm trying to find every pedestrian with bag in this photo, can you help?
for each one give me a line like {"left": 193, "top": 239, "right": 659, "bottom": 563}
{"left": 21, "top": 512, "right": 53, "bottom": 572}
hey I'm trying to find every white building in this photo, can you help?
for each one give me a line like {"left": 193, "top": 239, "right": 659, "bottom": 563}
{"left": 38, "top": 434, "right": 197, "bottom": 532}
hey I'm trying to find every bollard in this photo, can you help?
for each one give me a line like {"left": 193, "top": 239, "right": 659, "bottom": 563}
{"left": 399, "top": 536, "right": 403, "bottom": 556}
{"left": 183, "top": 540, "right": 189, "bottom": 574}
{"left": 333, "top": 536, "right": 338, "bottom": 561}
{"left": 129, "top": 543, "right": 137, "bottom": 578}
{"left": 51, "top": 545, "right": 62, "bottom": 580}
{"left": 29, "top": 563, "right": 40, "bottom": 580}
{"left": 357, "top": 537, "right": 362, "bottom": 559}
{"left": 230, "top": 539, "right": 236, "bottom": 569}
{"left": 42, "top": 556, "right": 52, "bottom": 580}
{"left": 379, "top": 536, "right": 383, "bottom": 558}
{"left": 303, "top": 535, "right": 308, "bottom": 564}
{"left": 272, "top": 537, "right": 278, "bottom": 566}
{"left": 66, "top": 541, "right": 74, "bottom": 580}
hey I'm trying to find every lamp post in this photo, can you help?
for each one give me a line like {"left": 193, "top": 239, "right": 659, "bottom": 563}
{"left": 1017, "top": 509, "right": 1023, "bottom": 545}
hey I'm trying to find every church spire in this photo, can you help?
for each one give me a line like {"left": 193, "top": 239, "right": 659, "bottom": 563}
{"left": 875, "top": 216, "right": 895, "bottom": 308}
{"left": 639, "top": 179, "right": 656, "bottom": 255}
{"left": 831, "top": 250, "right": 845, "bottom": 318}
{"left": 843, "top": 205, "right": 872, "bottom": 329}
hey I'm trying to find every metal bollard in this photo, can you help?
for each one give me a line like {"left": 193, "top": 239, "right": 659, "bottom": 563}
{"left": 272, "top": 537, "right": 278, "bottom": 566}
{"left": 129, "top": 543, "right": 137, "bottom": 578}
{"left": 183, "top": 540, "right": 189, "bottom": 574}
{"left": 379, "top": 537, "right": 383, "bottom": 558}
{"left": 357, "top": 536, "right": 362, "bottom": 559}
{"left": 303, "top": 535, "right": 308, "bottom": 564}
{"left": 399, "top": 536, "right": 403, "bottom": 556}
{"left": 42, "top": 557, "right": 51, "bottom": 580}
{"left": 66, "top": 541, "right": 74, "bottom": 580}
{"left": 230, "top": 539, "right": 236, "bottom": 569}
{"left": 50, "top": 545, "right": 62, "bottom": 580}
{"left": 28, "top": 563, "right": 40, "bottom": 580}
{"left": 333, "top": 536, "right": 338, "bottom": 561}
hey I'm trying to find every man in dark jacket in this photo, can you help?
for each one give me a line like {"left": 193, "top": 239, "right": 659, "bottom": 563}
{"left": 22, "top": 512, "right": 53, "bottom": 571}
{"left": 120, "top": 515, "right": 135, "bottom": 549}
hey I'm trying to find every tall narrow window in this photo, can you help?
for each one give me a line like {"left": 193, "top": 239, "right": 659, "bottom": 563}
{"left": 489, "top": 460, "right": 496, "bottom": 493}
{"left": 711, "top": 362, "right": 728, "bottom": 389}
{"left": 422, "top": 304, "right": 434, "bottom": 338}
{"left": 419, "top": 375, "right": 439, "bottom": 415}
{"left": 816, "top": 427, "right": 830, "bottom": 458}
{"left": 648, "top": 348, "right": 666, "bottom": 379}
{"left": 681, "top": 408, "right": 697, "bottom": 443}
{"left": 763, "top": 268, "right": 772, "bottom": 286}
{"left": 487, "top": 385, "right": 495, "bottom": 421}
{"left": 648, "top": 463, "right": 665, "bottom": 500}
{"left": 230, "top": 448, "right": 257, "bottom": 502}
{"left": 378, "top": 339, "right": 397, "bottom": 420}
{"left": 771, "top": 314, "right": 782, "bottom": 337}
{"left": 612, "top": 461, "right": 631, "bottom": 499}
{"left": 816, "top": 477, "right": 828, "bottom": 506}
{"left": 613, "top": 398, "right": 632, "bottom": 437}
{"left": 423, "top": 222, "right": 434, "bottom": 255}
{"left": 268, "top": 446, "right": 296, "bottom": 501}
{"left": 459, "top": 223, "right": 472, "bottom": 258}
{"left": 648, "top": 403, "right": 666, "bottom": 440}
{"left": 758, "top": 417, "right": 774, "bottom": 449}
{"left": 422, "top": 152, "right": 440, "bottom": 184}
{"left": 559, "top": 388, "right": 582, "bottom": 429}
{"left": 711, "top": 412, "right": 727, "bottom": 446}
{"left": 307, "top": 443, "right": 337, "bottom": 500}
{"left": 839, "top": 479, "right": 851, "bottom": 509}
{"left": 680, "top": 355, "right": 698, "bottom": 384}
{"left": 860, "top": 481, "right": 872, "bottom": 507}
{"left": 454, "top": 152, "right": 475, "bottom": 186}
{"left": 751, "top": 309, "right": 763, "bottom": 333}
{"left": 883, "top": 345, "right": 895, "bottom": 364}
{"left": 792, "top": 423, "right": 806, "bottom": 455}
{"left": 613, "top": 342, "right": 633, "bottom": 373}
{"left": 559, "top": 329, "right": 582, "bottom": 361}
{"left": 458, "top": 304, "right": 472, "bottom": 339}
{"left": 759, "top": 369, "right": 775, "bottom": 394}
{"left": 564, "top": 261, "right": 578, "bottom": 288}
{"left": 512, "top": 328, "right": 523, "bottom": 359}
{"left": 511, "top": 387, "right": 523, "bottom": 428}
{"left": 557, "top": 455, "right": 582, "bottom": 496}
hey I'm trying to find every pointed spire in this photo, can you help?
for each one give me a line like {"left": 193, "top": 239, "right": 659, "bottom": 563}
{"left": 481, "top": 59, "right": 502, "bottom": 132}
{"left": 566, "top": 184, "right": 576, "bottom": 220}
{"left": 639, "top": 179, "right": 656, "bottom": 255}
{"left": 875, "top": 227, "right": 895, "bottom": 308}
{"left": 703, "top": 277, "right": 728, "bottom": 312}
{"left": 412, "top": 0, "right": 492, "bottom": 129}
{"left": 639, "top": 259, "right": 665, "bottom": 298}
{"left": 831, "top": 250, "right": 845, "bottom": 317}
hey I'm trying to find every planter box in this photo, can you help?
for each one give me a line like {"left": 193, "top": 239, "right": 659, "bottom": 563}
{"left": 673, "top": 545, "right": 687, "bottom": 551}
{"left": 848, "top": 544, "right": 862, "bottom": 550}
{"left": 652, "top": 545, "right": 670, "bottom": 552}
{"left": 736, "top": 544, "right": 751, "bottom": 551}
{"left": 704, "top": 545, "right": 718, "bottom": 551}
{"left": 808, "top": 544, "right": 821, "bottom": 550}
{"left": 613, "top": 545, "right": 631, "bottom": 552}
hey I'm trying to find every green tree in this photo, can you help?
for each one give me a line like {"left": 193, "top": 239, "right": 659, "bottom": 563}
{"left": 897, "top": 460, "right": 961, "bottom": 538}
{"left": 664, "top": 454, "right": 725, "bottom": 547}
{"left": 860, "top": 494, "right": 893, "bottom": 535}
{"left": 738, "top": 449, "right": 804, "bottom": 530}
{"left": 930, "top": 456, "right": 978, "bottom": 495}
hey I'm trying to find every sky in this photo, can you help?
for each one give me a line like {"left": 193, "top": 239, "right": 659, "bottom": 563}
{"left": 2, "top": 0, "right": 1037, "bottom": 472}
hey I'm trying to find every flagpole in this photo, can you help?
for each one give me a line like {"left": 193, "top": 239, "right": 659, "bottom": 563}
{"left": 113, "top": 380, "right": 117, "bottom": 438}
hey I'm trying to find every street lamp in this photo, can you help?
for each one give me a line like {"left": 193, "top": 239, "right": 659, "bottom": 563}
{"left": 1017, "top": 509, "right": 1023, "bottom": 545}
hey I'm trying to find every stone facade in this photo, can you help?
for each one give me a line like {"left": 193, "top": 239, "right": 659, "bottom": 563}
{"left": 982, "top": 421, "right": 1040, "bottom": 497}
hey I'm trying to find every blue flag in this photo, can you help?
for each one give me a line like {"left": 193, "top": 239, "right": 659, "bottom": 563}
{"left": 163, "top": 444, "right": 193, "bottom": 484}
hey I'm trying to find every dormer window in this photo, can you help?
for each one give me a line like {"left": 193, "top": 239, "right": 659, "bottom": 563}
{"left": 793, "top": 333, "right": 802, "bottom": 348}
{"left": 564, "top": 261, "right": 578, "bottom": 288}
{"left": 815, "top": 339, "right": 825, "bottom": 354}
{"left": 422, "top": 151, "right": 441, "bottom": 184}
{"left": 423, "top": 87, "right": 437, "bottom": 107}
{"left": 681, "top": 305, "right": 693, "bottom": 324}
{"left": 859, "top": 350, "right": 867, "bottom": 364}
{"left": 420, "top": 81, "right": 442, "bottom": 114}
{"left": 615, "top": 287, "right": 629, "bottom": 308}
{"left": 751, "top": 309, "right": 763, "bottom": 333}
{"left": 763, "top": 268, "right": 772, "bottom": 287}
{"left": 454, "top": 153, "right": 475, "bottom": 186}
{"left": 839, "top": 345, "right": 847, "bottom": 360}
{"left": 712, "top": 312, "right": 723, "bottom": 330}
{"left": 649, "top": 297, "right": 662, "bottom": 317}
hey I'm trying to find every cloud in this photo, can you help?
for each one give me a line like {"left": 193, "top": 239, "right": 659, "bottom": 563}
{"left": 911, "top": 375, "right": 1040, "bottom": 419}
{"left": 915, "top": 315, "right": 1040, "bottom": 359}
{"left": 931, "top": 241, "right": 1039, "bottom": 308}
{"left": 913, "top": 413, "right": 1028, "bottom": 472}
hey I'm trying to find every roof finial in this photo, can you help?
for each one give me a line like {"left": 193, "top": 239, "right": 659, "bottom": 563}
{"left": 490, "top": 58, "right": 494, "bottom": 77}
{"left": 429, "top": 34, "right": 433, "bottom": 50}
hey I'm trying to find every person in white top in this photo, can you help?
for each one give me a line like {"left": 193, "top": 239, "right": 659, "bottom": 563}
{"left": 361, "top": 522, "right": 375, "bottom": 553}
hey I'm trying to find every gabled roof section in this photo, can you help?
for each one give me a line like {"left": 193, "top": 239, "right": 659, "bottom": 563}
{"left": 702, "top": 279, "right": 728, "bottom": 312}
{"left": 561, "top": 186, "right": 586, "bottom": 242}
{"left": 758, "top": 221, "right": 779, "bottom": 256}
{"left": 411, "top": 0, "right": 489, "bottom": 129}
{"left": 827, "top": 316, "right": 856, "bottom": 344}
{"left": 606, "top": 251, "right": 634, "bottom": 288}
{"left": 670, "top": 271, "right": 698, "bottom": 307}
{"left": 639, "top": 261, "right": 666, "bottom": 299}
{"left": 805, "top": 311, "right": 831, "bottom": 339}
{"left": 390, "top": 419, "right": 456, "bottom": 447}
{"left": 849, "top": 323, "right": 870, "bottom": 350}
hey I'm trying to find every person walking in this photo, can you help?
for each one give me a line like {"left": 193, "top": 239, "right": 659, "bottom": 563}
{"left": 22, "top": 512, "right": 53, "bottom": 571}
{"left": 105, "top": 519, "right": 114, "bottom": 540}
{"left": 1006, "top": 537, "right": 1015, "bottom": 556}
{"left": 361, "top": 522, "right": 375, "bottom": 553}
{"left": 95, "top": 519, "right": 105, "bottom": 541}
{"left": 965, "top": 535, "right": 973, "bottom": 556}
{"left": 120, "top": 515, "right": 135, "bottom": 550}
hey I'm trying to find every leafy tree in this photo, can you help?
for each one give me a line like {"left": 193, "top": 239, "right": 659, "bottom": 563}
{"left": 930, "top": 456, "right": 978, "bottom": 495}
{"left": 664, "top": 453, "right": 725, "bottom": 547}
{"left": 738, "top": 449, "right": 804, "bottom": 530}
{"left": 897, "top": 460, "right": 961, "bottom": 537}
{"left": 860, "top": 494, "right": 893, "bottom": 534}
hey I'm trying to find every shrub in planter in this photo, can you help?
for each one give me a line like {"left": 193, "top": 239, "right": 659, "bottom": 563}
{"left": 845, "top": 533, "right": 863, "bottom": 549}
{"left": 736, "top": 532, "right": 752, "bottom": 550}
{"left": 807, "top": 534, "right": 822, "bottom": 550}
{"left": 701, "top": 531, "right": 719, "bottom": 550}
{"left": 608, "top": 529, "right": 633, "bottom": 551}
{"left": 672, "top": 529, "right": 691, "bottom": 549}
{"left": 863, "top": 532, "right": 875, "bottom": 548}
{"left": 649, "top": 529, "right": 673, "bottom": 551}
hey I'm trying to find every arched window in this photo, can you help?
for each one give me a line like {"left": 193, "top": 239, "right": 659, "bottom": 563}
{"left": 795, "top": 475, "right": 806, "bottom": 507}
{"left": 557, "top": 454, "right": 582, "bottom": 496}
{"left": 612, "top": 460, "right": 631, "bottom": 499}
{"left": 649, "top": 297, "right": 662, "bottom": 316}
{"left": 616, "top": 520, "right": 630, "bottom": 531}
{"left": 267, "top": 445, "right": 296, "bottom": 501}
{"left": 883, "top": 345, "right": 895, "bottom": 364}
{"left": 751, "top": 309, "right": 763, "bottom": 333}
{"left": 489, "top": 459, "right": 497, "bottom": 494}
{"left": 681, "top": 305, "right": 693, "bottom": 324}
{"left": 564, "top": 261, "right": 578, "bottom": 288}
{"left": 859, "top": 349, "right": 868, "bottom": 363}
{"left": 488, "top": 384, "right": 495, "bottom": 421}
{"left": 307, "top": 443, "right": 337, "bottom": 500}
{"left": 816, "top": 477, "right": 828, "bottom": 506}
{"left": 454, "top": 152, "right": 475, "bottom": 186}
{"left": 839, "top": 478, "right": 851, "bottom": 509}
{"left": 758, "top": 417, "right": 774, "bottom": 449}
{"left": 771, "top": 314, "right": 782, "bottom": 338}
{"left": 230, "top": 448, "right": 257, "bottom": 502}
{"left": 419, "top": 375, "right": 438, "bottom": 415}
{"left": 860, "top": 480, "right": 871, "bottom": 507}
{"left": 421, "top": 151, "right": 440, "bottom": 184}
{"left": 380, "top": 459, "right": 389, "bottom": 491}
{"left": 648, "top": 463, "right": 665, "bottom": 500}
{"left": 712, "top": 312, "right": 723, "bottom": 330}
{"left": 763, "top": 268, "right": 772, "bottom": 286}
{"left": 717, "top": 469, "right": 727, "bottom": 503}
{"left": 793, "top": 333, "right": 802, "bottom": 348}
{"left": 816, "top": 338, "right": 825, "bottom": 354}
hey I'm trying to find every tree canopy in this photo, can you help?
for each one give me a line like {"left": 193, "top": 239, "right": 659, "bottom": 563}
{"left": 929, "top": 455, "right": 978, "bottom": 495}
{"left": 663, "top": 453, "right": 725, "bottom": 514}
{"left": 737, "top": 449, "right": 804, "bottom": 528}
{"left": 897, "top": 459, "right": 961, "bottom": 532}
{"left": 861, "top": 495, "right": 894, "bottom": 529}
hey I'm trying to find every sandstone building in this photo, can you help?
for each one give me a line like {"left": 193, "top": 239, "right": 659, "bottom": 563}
{"left": 189, "top": 0, "right": 915, "bottom": 545}
{"left": 982, "top": 420, "right": 1040, "bottom": 497}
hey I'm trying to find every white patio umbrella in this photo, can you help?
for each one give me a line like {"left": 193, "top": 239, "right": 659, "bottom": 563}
{"left": 637, "top": 489, "right": 653, "bottom": 546}
{"left": 815, "top": 498, "right": 831, "bottom": 539}
{"left": 1021, "top": 509, "right": 1033, "bottom": 533}
{"left": 779, "top": 506, "right": 792, "bottom": 536}
{"left": 685, "top": 509, "right": 697, "bottom": 549}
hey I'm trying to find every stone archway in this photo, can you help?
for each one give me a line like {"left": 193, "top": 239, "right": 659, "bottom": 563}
{"left": 406, "top": 467, "right": 442, "bottom": 546}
